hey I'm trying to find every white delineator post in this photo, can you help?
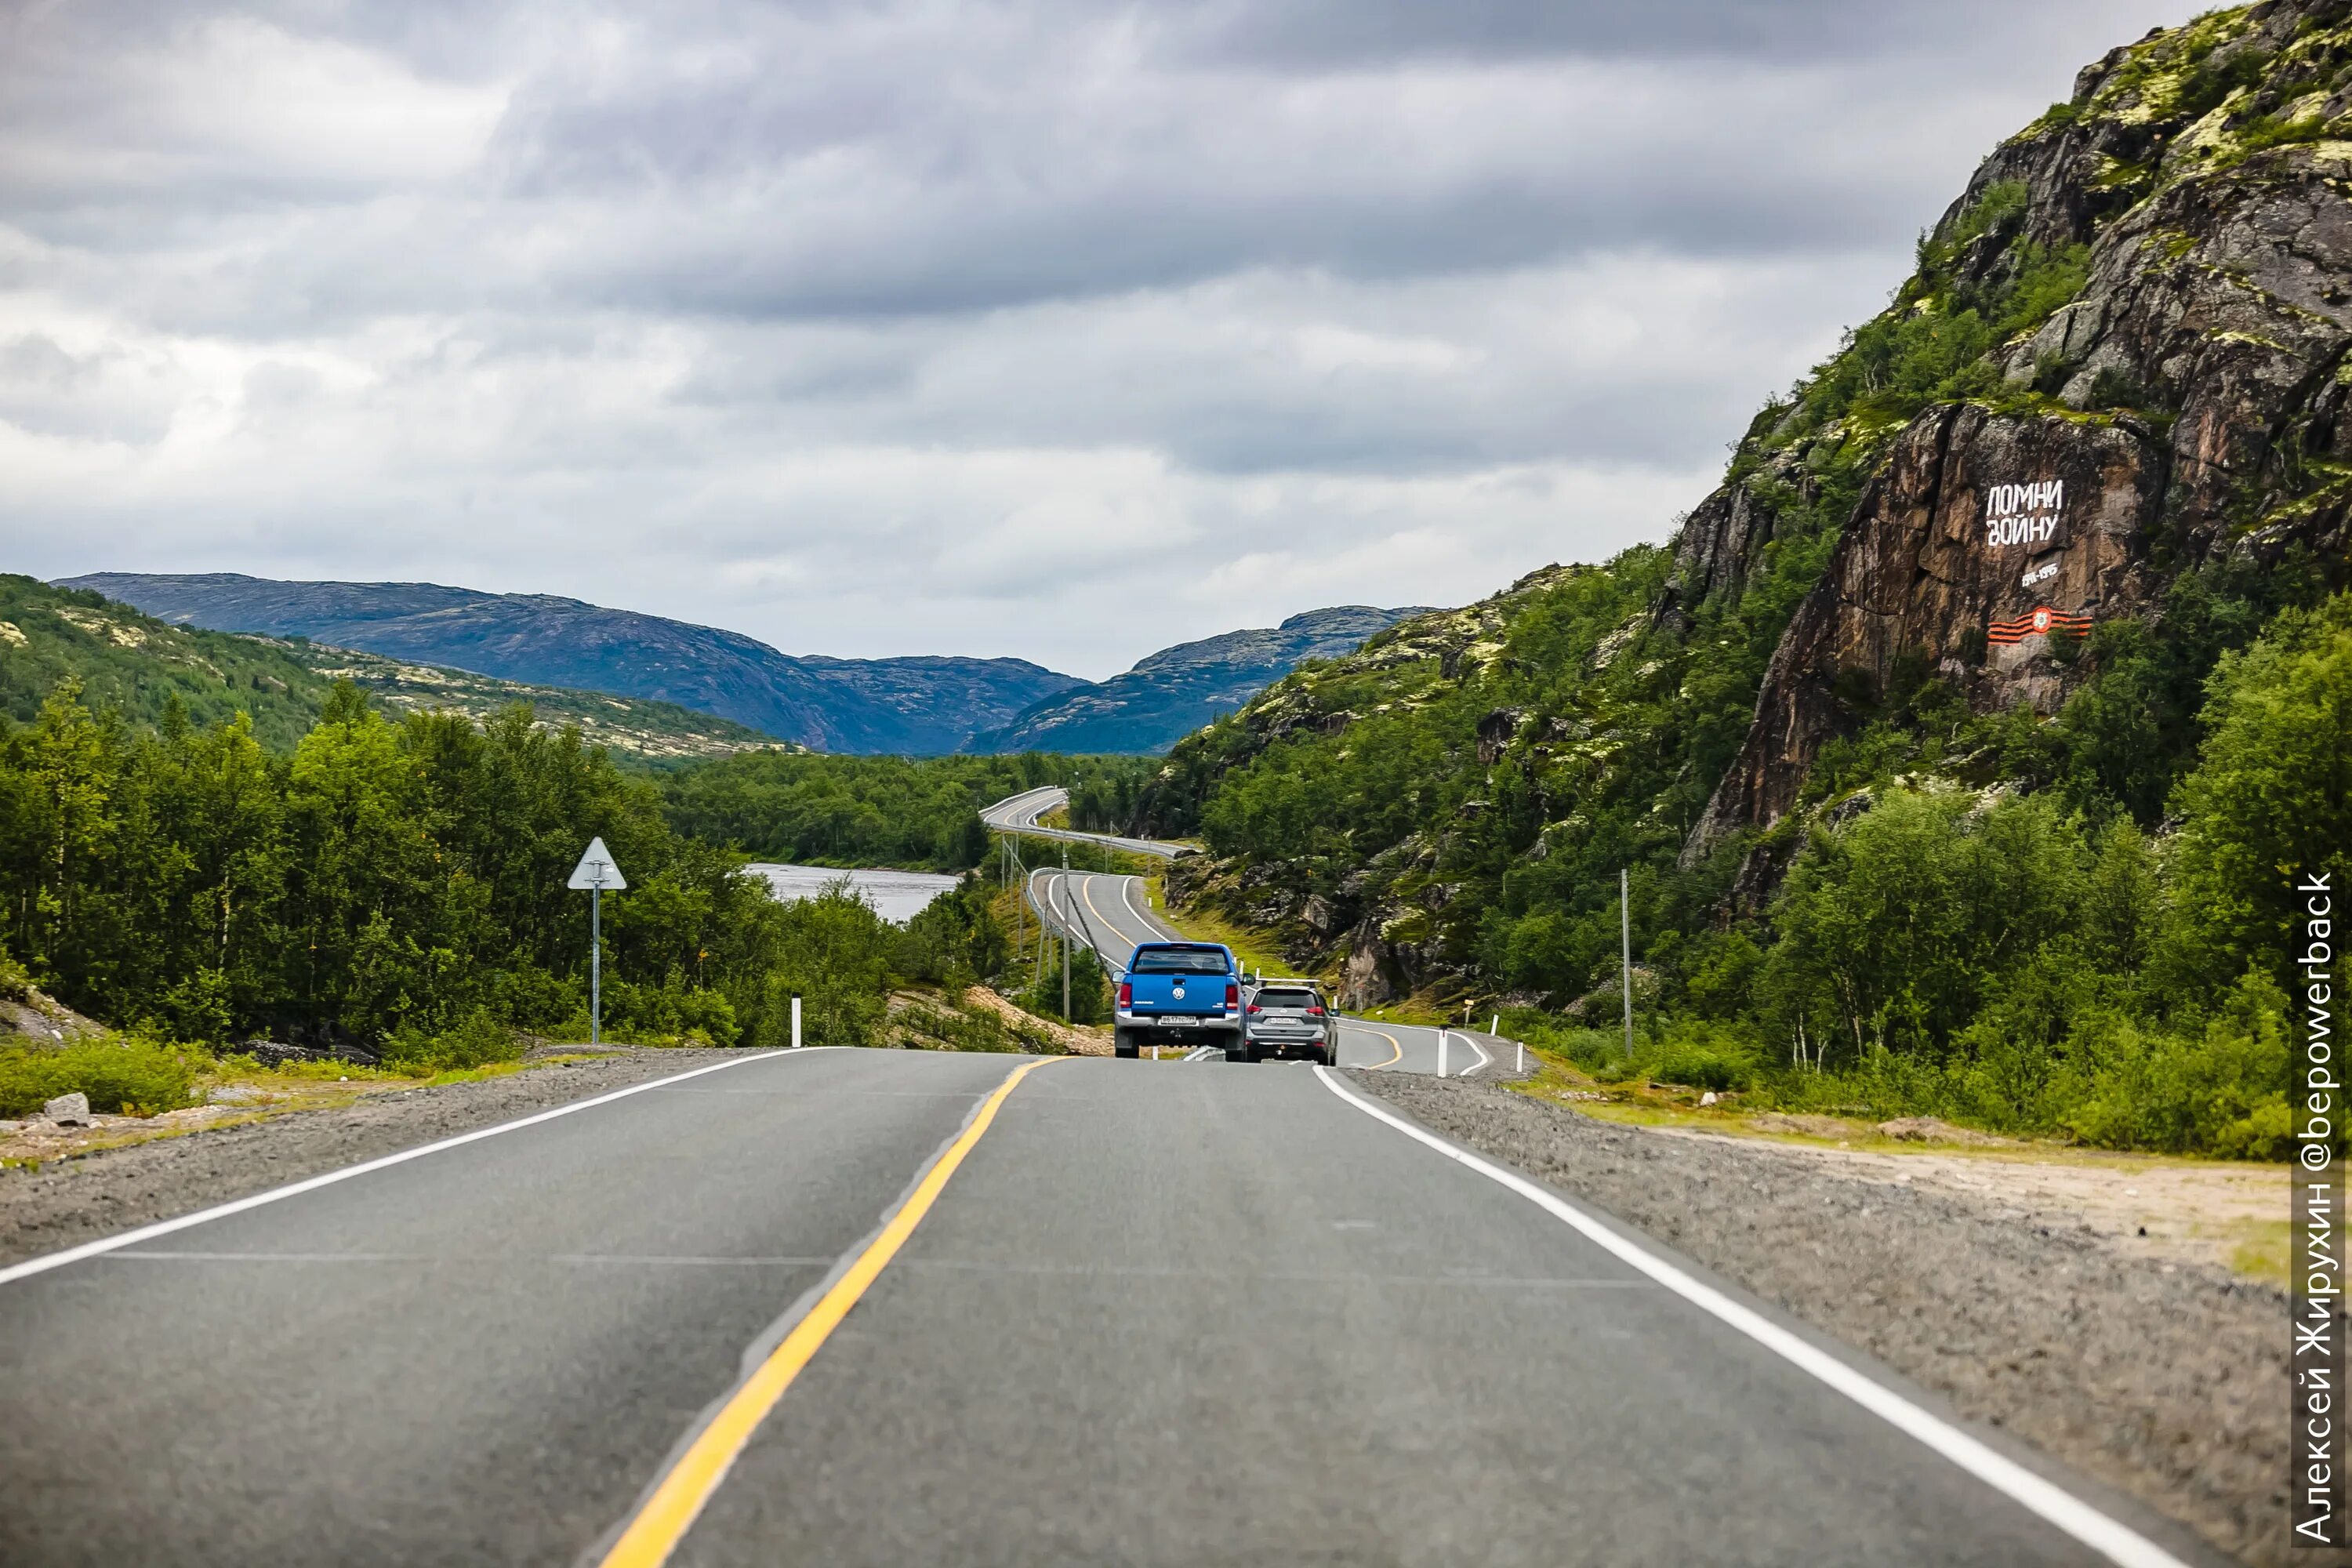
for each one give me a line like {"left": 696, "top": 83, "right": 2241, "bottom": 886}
{"left": 1437, "top": 1029, "right": 1449, "bottom": 1078}
{"left": 566, "top": 837, "right": 627, "bottom": 1048}
{"left": 791, "top": 995, "right": 802, "bottom": 1049}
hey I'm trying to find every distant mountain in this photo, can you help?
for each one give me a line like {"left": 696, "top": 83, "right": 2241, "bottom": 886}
{"left": 967, "top": 605, "right": 1430, "bottom": 755}
{"left": 61, "top": 573, "right": 1083, "bottom": 754}
{"left": 0, "top": 575, "right": 779, "bottom": 760}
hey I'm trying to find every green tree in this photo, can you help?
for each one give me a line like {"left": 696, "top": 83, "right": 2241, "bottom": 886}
{"left": 2165, "top": 597, "right": 2352, "bottom": 995}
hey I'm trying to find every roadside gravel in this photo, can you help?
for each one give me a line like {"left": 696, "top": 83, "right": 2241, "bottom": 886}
{"left": 0, "top": 1048, "right": 747, "bottom": 1269}
{"left": 1351, "top": 1069, "right": 2299, "bottom": 1568}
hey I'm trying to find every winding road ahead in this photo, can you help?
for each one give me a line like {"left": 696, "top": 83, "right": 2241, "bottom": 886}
{"left": 978, "top": 784, "right": 1190, "bottom": 859}
{"left": 996, "top": 787, "right": 1508, "bottom": 1076}
{"left": 1029, "top": 863, "right": 1501, "bottom": 1076}
{"left": 0, "top": 793, "right": 2220, "bottom": 1566}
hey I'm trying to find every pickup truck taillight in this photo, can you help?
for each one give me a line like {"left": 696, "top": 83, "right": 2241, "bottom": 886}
{"left": 1224, "top": 982, "right": 1239, "bottom": 1007}
{"left": 1116, "top": 982, "right": 1132, "bottom": 1007}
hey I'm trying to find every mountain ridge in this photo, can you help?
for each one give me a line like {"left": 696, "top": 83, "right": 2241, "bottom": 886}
{"left": 0, "top": 575, "right": 782, "bottom": 760}
{"left": 61, "top": 572, "right": 1080, "bottom": 755}
{"left": 966, "top": 604, "right": 1430, "bottom": 754}
{"left": 67, "top": 572, "right": 1421, "bottom": 757}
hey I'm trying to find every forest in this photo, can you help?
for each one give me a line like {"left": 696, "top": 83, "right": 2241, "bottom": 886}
{"left": 0, "top": 679, "right": 1062, "bottom": 1113}
{"left": 656, "top": 750, "right": 1157, "bottom": 869}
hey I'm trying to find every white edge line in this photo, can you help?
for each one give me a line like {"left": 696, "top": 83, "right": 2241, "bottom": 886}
{"left": 0, "top": 1048, "right": 814, "bottom": 1289}
{"left": 1459, "top": 1033, "right": 1492, "bottom": 1076}
{"left": 1308, "top": 1066, "right": 2194, "bottom": 1568}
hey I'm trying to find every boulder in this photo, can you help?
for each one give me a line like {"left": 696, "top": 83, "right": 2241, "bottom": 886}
{"left": 42, "top": 1091, "right": 91, "bottom": 1126}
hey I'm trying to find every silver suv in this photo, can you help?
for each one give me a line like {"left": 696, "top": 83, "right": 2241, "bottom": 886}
{"left": 1239, "top": 981, "right": 1334, "bottom": 1065}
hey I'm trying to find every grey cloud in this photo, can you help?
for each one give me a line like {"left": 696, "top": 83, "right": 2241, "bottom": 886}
{"left": 1172, "top": 0, "right": 2176, "bottom": 67}
{"left": 0, "top": 0, "right": 2205, "bottom": 673}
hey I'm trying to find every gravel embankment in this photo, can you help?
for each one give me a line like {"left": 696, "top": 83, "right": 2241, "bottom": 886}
{"left": 0, "top": 1048, "right": 746, "bottom": 1269}
{"left": 1351, "top": 1070, "right": 2295, "bottom": 1568}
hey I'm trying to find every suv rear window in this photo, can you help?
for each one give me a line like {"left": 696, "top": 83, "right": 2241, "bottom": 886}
{"left": 1254, "top": 989, "right": 1319, "bottom": 1009}
{"left": 1129, "top": 947, "right": 1229, "bottom": 975}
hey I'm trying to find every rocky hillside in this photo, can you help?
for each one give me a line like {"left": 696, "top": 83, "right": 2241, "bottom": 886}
{"left": 1685, "top": 0, "right": 2352, "bottom": 867}
{"left": 64, "top": 572, "right": 1083, "bottom": 755}
{"left": 965, "top": 605, "right": 1428, "bottom": 754}
{"left": 1137, "top": 0, "right": 2352, "bottom": 1018}
{"left": 0, "top": 576, "right": 779, "bottom": 761}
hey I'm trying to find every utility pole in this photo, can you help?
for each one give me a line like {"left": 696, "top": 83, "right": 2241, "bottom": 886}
{"left": 1621, "top": 866, "right": 1634, "bottom": 1058}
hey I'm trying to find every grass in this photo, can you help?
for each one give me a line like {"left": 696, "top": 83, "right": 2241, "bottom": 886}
{"left": 1138, "top": 874, "right": 1323, "bottom": 985}
{"left": 1134, "top": 872, "right": 1464, "bottom": 1025}
{"left": 0, "top": 1036, "right": 200, "bottom": 1118}
{"left": 0, "top": 1042, "right": 634, "bottom": 1169}
{"left": 2227, "top": 1219, "right": 2291, "bottom": 1287}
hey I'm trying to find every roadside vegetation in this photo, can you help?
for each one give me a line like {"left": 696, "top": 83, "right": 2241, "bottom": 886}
{"left": 0, "top": 673, "right": 1116, "bottom": 1121}
{"left": 1137, "top": 145, "right": 2350, "bottom": 1159}
{"left": 1156, "top": 572, "right": 2343, "bottom": 1161}
{"left": 655, "top": 750, "right": 1156, "bottom": 870}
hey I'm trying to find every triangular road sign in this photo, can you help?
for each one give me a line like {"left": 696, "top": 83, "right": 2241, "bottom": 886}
{"left": 567, "top": 837, "right": 627, "bottom": 891}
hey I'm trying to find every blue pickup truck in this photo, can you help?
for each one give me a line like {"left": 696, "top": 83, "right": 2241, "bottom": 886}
{"left": 1113, "top": 942, "right": 1242, "bottom": 1060}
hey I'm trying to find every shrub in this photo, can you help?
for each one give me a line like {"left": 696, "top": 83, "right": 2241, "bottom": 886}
{"left": 0, "top": 1036, "right": 198, "bottom": 1117}
{"left": 897, "top": 1000, "right": 1022, "bottom": 1053}
{"left": 380, "top": 1008, "right": 524, "bottom": 1073}
{"left": 2061, "top": 974, "right": 2296, "bottom": 1156}
{"left": 1023, "top": 944, "right": 1109, "bottom": 1024}
{"left": 0, "top": 941, "right": 30, "bottom": 1002}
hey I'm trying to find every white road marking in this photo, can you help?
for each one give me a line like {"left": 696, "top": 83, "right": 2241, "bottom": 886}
{"left": 1457, "top": 1033, "right": 1493, "bottom": 1076}
{"left": 0, "top": 1049, "right": 810, "bottom": 1288}
{"left": 1311, "top": 1067, "right": 2195, "bottom": 1568}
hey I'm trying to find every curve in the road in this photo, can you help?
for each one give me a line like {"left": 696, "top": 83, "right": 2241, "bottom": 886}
{"left": 1027, "top": 866, "right": 1513, "bottom": 1077}
{"left": 979, "top": 785, "right": 1191, "bottom": 859}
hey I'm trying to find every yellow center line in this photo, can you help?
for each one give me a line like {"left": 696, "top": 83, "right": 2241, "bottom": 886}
{"left": 1352, "top": 1026, "right": 1403, "bottom": 1070}
{"left": 597, "top": 1054, "right": 1062, "bottom": 1568}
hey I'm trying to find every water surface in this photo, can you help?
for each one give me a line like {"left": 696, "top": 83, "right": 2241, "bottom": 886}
{"left": 742, "top": 862, "right": 958, "bottom": 924}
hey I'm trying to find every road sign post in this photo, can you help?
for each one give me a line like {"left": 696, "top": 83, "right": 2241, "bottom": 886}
{"left": 567, "top": 837, "right": 627, "bottom": 1047}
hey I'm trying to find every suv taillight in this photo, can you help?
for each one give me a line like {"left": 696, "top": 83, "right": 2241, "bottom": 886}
{"left": 1116, "top": 982, "right": 1132, "bottom": 1007}
{"left": 1246, "top": 1003, "right": 1262, "bottom": 1014}
{"left": 1224, "top": 982, "right": 1239, "bottom": 1007}
{"left": 1307, "top": 1004, "right": 1324, "bottom": 1016}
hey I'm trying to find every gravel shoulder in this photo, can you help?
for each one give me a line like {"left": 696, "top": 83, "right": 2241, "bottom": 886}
{"left": 1350, "top": 1069, "right": 2303, "bottom": 1568}
{"left": 0, "top": 1047, "right": 746, "bottom": 1269}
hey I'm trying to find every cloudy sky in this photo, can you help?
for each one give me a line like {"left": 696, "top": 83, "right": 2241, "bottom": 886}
{"left": 1, "top": 0, "right": 2194, "bottom": 678}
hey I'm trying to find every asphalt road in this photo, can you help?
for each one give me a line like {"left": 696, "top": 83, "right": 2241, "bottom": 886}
{"left": 0, "top": 1047, "right": 2212, "bottom": 1566}
{"left": 979, "top": 785, "right": 1192, "bottom": 859}
{"left": 1031, "top": 865, "right": 1512, "bottom": 1077}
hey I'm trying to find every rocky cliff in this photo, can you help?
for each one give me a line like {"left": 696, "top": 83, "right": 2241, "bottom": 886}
{"left": 1685, "top": 0, "right": 2352, "bottom": 860}
{"left": 1134, "top": 0, "right": 2352, "bottom": 1009}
